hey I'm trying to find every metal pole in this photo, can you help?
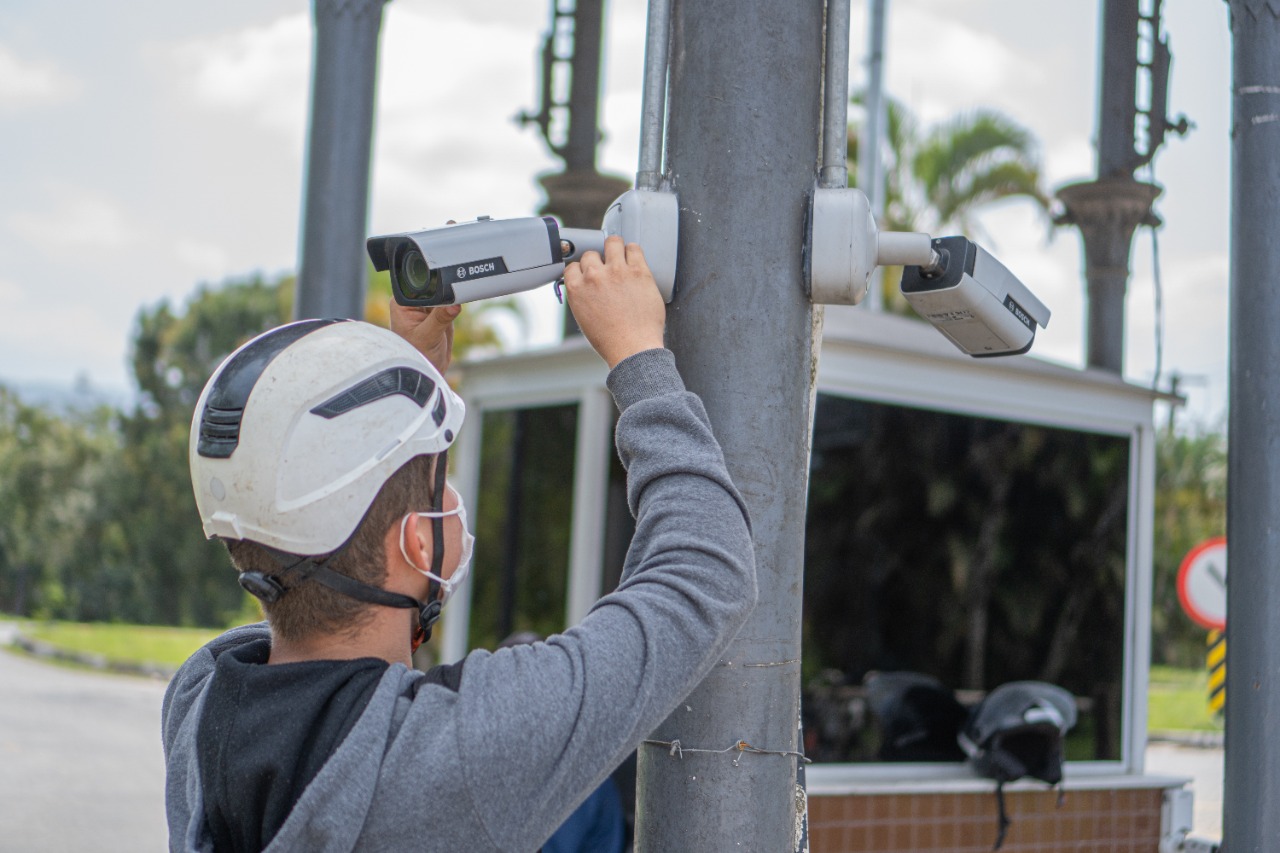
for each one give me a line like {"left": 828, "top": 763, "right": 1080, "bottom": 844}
{"left": 635, "top": 0, "right": 672, "bottom": 190}
{"left": 294, "top": 0, "right": 388, "bottom": 321}
{"left": 1225, "top": 3, "right": 1280, "bottom": 848}
{"left": 819, "top": 0, "right": 851, "bottom": 189}
{"left": 1097, "top": 0, "right": 1141, "bottom": 178}
{"left": 857, "top": 0, "right": 888, "bottom": 311}
{"left": 633, "top": 1, "right": 822, "bottom": 849}
{"left": 564, "top": 0, "right": 605, "bottom": 175}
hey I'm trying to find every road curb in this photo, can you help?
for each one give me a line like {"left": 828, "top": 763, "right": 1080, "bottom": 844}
{"left": 8, "top": 631, "right": 176, "bottom": 681}
{"left": 1148, "top": 729, "right": 1225, "bottom": 749}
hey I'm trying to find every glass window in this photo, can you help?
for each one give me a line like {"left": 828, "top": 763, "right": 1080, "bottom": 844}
{"left": 802, "top": 393, "right": 1130, "bottom": 764}
{"left": 468, "top": 404, "right": 579, "bottom": 650}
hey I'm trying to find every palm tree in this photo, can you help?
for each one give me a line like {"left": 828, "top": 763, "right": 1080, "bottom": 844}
{"left": 847, "top": 98, "right": 1050, "bottom": 312}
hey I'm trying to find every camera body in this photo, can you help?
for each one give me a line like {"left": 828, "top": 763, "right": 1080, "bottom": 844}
{"left": 367, "top": 190, "right": 678, "bottom": 307}
{"left": 899, "top": 236, "right": 1051, "bottom": 358}
{"left": 804, "top": 187, "right": 1051, "bottom": 358}
{"left": 367, "top": 216, "right": 566, "bottom": 307}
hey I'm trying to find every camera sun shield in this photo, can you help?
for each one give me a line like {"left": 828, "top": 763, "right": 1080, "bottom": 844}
{"left": 368, "top": 217, "right": 565, "bottom": 307}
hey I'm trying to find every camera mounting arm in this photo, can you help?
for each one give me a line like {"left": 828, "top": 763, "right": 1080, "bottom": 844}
{"left": 804, "top": 186, "right": 1051, "bottom": 358}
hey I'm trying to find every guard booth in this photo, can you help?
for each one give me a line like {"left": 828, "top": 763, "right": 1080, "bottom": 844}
{"left": 439, "top": 305, "right": 1190, "bottom": 852}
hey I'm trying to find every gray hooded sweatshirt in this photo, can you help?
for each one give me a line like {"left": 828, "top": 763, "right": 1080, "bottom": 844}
{"left": 162, "top": 348, "right": 757, "bottom": 852}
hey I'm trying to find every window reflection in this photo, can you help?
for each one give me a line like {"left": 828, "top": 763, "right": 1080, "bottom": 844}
{"left": 803, "top": 394, "right": 1129, "bottom": 763}
{"left": 469, "top": 404, "right": 579, "bottom": 650}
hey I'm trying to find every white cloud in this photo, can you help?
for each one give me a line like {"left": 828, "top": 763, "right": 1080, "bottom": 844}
{"left": 172, "top": 13, "right": 311, "bottom": 137}
{"left": 1043, "top": 136, "right": 1095, "bottom": 187}
{"left": 368, "top": 6, "right": 557, "bottom": 231}
{"left": 173, "top": 238, "right": 232, "bottom": 279}
{"left": 6, "top": 191, "right": 144, "bottom": 253}
{"left": 0, "top": 45, "right": 79, "bottom": 109}
{"left": 0, "top": 277, "right": 22, "bottom": 308}
{"left": 865, "top": 7, "right": 1036, "bottom": 124}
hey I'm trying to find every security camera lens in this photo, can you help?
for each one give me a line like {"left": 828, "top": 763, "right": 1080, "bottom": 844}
{"left": 396, "top": 246, "right": 437, "bottom": 300}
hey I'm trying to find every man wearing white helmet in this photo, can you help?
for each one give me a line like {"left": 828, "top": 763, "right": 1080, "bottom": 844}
{"left": 161, "top": 237, "right": 757, "bottom": 852}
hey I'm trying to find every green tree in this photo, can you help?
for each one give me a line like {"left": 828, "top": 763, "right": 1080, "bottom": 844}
{"left": 0, "top": 388, "right": 116, "bottom": 618}
{"left": 1151, "top": 422, "right": 1226, "bottom": 667}
{"left": 847, "top": 98, "right": 1050, "bottom": 312}
{"left": 105, "top": 274, "right": 289, "bottom": 626}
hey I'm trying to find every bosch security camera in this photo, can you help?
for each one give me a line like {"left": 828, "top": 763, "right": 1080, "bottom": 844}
{"left": 899, "top": 237, "right": 1050, "bottom": 358}
{"left": 805, "top": 187, "right": 1050, "bottom": 357}
{"left": 367, "top": 189, "right": 678, "bottom": 307}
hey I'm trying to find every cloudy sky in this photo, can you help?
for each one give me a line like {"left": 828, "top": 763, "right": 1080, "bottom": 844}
{"left": 0, "top": 0, "right": 1232, "bottom": 423}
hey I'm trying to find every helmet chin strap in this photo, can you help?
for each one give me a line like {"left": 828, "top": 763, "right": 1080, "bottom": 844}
{"left": 239, "top": 449, "right": 454, "bottom": 655}
{"left": 239, "top": 555, "right": 443, "bottom": 653}
{"left": 427, "top": 449, "right": 449, "bottom": 593}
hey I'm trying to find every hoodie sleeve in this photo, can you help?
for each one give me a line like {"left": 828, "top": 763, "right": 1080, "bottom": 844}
{"left": 439, "top": 348, "right": 757, "bottom": 850}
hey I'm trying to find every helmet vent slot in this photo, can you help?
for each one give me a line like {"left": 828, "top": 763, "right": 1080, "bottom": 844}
{"left": 310, "top": 367, "right": 437, "bottom": 419}
{"left": 431, "top": 390, "right": 448, "bottom": 426}
{"left": 197, "top": 405, "right": 245, "bottom": 459}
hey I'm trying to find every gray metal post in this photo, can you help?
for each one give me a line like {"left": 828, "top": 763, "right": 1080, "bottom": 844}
{"left": 1097, "top": 0, "right": 1141, "bottom": 178}
{"left": 1225, "top": 3, "right": 1280, "bottom": 849}
{"left": 633, "top": 1, "right": 822, "bottom": 849}
{"left": 294, "top": 0, "right": 388, "bottom": 321}
{"left": 636, "top": 0, "right": 673, "bottom": 190}
{"left": 857, "top": 0, "right": 888, "bottom": 311}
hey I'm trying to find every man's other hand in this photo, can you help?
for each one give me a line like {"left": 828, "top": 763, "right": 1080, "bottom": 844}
{"left": 563, "top": 236, "right": 666, "bottom": 369}
{"left": 390, "top": 303, "right": 461, "bottom": 375}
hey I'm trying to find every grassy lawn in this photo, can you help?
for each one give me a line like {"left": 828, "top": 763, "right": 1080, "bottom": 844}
{"left": 1148, "top": 664, "right": 1223, "bottom": 733}
{"left": 14, "top": 621, "right": 224, "bottom": 670}
{"left": 0, "top": 616, "right": 1232, "bottom": 733}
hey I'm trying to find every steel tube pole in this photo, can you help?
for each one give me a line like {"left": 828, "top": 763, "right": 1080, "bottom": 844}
{"left": 819, "top": 0, "right": 851, "bottom": 189}
{"left": 636, "top": 0, "right": 672, "bottom": 189}
{"left": 294, "top": 0, "right": 388, "bottom": 321}
{"left": 633, "top": 1, "right": 823, "bottom": 849}
{"left": 1224, "top": 2, "right": 1280, "bottom": 848}
{"left": 857, "top": 0, "right": 888, "bottom": 311}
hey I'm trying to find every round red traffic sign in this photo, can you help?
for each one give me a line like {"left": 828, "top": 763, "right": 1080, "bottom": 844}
{"left": 1177, "top": 536, "right": 1227, "bottom": 631}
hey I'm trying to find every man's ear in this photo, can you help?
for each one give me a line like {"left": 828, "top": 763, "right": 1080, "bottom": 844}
{"left": 385, "top": 513, "right": 431, "bottom": 579}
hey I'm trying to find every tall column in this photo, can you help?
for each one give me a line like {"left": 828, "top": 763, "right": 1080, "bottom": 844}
{"left": 522, "top": 0, "right": 630, "bottom": 337}
{"left": 294, "top": 0, "right": 388, "bottom": 321}
{"left": 633, "top": 1, "right": 823, "bottom": 849}
{"left": 1224, "top": 2, "right": 1280, "bottom": 849}
{"left": 1055, "top": 178, "right": 1160, "bottom": 372}
{"left": 1055, "top": 0, "right": 1160, "bottom": 374}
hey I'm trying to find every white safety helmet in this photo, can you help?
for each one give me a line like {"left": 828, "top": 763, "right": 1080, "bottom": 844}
{"left": 189, "top": 319, "right": 465, "bottom": 556}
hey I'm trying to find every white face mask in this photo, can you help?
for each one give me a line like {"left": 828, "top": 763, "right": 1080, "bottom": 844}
{"left": 399, "top": 486, "right": 475, "bottom": 604}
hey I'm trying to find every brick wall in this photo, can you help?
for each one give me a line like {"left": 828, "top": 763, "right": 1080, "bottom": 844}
{"left": 807, "top": 786, "right": 1165, "bottom": 852}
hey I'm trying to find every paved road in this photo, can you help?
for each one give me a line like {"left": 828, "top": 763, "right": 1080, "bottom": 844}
{"left": 1147, "top": 741, "right": 1225, "bottom": 842}
{"left": 0, "top": 641, "right": 169, "bottom": 852}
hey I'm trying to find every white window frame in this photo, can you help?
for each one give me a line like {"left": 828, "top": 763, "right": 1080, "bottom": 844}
{"left": 441, "top": 343, "right": 612, "bottom": 664}
{"left": 810, "top": 322, "right": 1156, "bottom": 781}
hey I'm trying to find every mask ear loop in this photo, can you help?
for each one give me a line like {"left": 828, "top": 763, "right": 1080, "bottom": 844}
{"left": 411, "top": 448, "right": 450, "bottom": 650}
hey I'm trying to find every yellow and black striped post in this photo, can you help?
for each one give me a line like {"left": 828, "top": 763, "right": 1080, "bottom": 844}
{"left": 1207, "top": 629, "right": 1226, "bottom": 715}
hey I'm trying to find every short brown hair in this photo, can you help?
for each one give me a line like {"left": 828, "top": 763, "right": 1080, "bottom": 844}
{"left": 226, "top": 454, "right": 437, "bottom": 642}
